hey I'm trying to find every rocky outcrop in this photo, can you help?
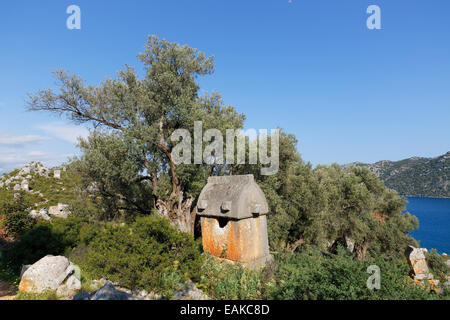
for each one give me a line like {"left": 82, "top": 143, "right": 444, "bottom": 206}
{"left": 405, "top": 246, "right": 441, "bottom": 291}
{"left": 74, "top": 282, "right": 135, "bottom": 300}
{"left": 173, "top": 280, "right": 208, "bottom": 300}
{"left": 18, "top": 255, "right": 81, "bottom": 296}
{"left": 0, "top": 162, "right": 49, "bottom": 190}
{"left": 48, "top": 203, "right": 71, "bottom": 219}
{"left": 73, "top": 279, "right": 207, "bottom": 300}
{"left": 405, "top": 246, "right": 430, "bottom": 276}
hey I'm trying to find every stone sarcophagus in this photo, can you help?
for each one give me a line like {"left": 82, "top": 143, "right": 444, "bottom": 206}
{"left": 197, "top": 175, "right": 272, "bottom": 268}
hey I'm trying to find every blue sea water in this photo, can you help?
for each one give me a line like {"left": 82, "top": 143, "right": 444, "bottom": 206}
{"left": 406, "top": 197, "right": 450, "bottom": 254}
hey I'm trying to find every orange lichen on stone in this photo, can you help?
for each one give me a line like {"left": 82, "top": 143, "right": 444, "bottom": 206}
{"left": 197, "top": 175, "right": 272, "bottom": 268}
{"left": 201, "top": 215, "right": 270, "bottom": 265}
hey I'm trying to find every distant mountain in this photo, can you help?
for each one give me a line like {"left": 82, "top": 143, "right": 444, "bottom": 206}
{"left": 343, "top": 152, "right": 450, "bottom": 198}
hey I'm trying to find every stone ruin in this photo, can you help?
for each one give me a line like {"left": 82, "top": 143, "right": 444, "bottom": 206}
{"left": 197, "top": 174, "right": 272, "bottom": 268}
{"left": 405, "top": 245, "right": 441, "bottom": 290}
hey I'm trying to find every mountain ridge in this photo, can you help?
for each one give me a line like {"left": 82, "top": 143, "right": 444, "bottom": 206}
{"left": 343, "top": 151, "right": 450, "bottom": 198}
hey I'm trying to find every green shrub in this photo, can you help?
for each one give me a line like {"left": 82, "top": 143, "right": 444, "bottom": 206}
{"left": 0, "top": 192, "right": 35, "bottom": 238}
{"left": 2, "top": 226, "right": 65, "bottom": 272}
{"left": 199, "top": 254, "right": 264, "bottom": 300}
{"left": 79, "top": 215, "right": 202, "bottom": 294}
{"left": 1, "top": 216, "right": 101, "bottom": 272}
{"left": 267, "top": 247, "right": 435, "bottom": 300}
{"left": 425, "top": 249, "right": 450, "bottom": 282}
{"left": 48, "top": 217, "right": 87, "bottom": 250}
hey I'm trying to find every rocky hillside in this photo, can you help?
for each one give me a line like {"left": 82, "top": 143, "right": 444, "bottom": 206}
{"left": 0, "top": 162, "right": 98, "bottom": 228}
{"left": 344, "top": 152, "right": 450, "bottom": 198}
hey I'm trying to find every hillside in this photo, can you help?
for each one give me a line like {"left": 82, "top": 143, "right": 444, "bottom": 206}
{"left": 344, "top": 152, "right": 450, "bottom": 198}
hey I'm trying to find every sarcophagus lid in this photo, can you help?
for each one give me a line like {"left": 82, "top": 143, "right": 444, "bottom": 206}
{"left": 197, "top": 174, "right": 268, "bottom": 220}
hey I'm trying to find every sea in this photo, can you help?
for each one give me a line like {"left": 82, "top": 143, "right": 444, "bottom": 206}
{"left": 406, "top": 197, "right": 450, "bottom": 254}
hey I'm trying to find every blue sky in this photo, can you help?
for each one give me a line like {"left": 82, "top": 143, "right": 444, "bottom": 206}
{"left": 1, "top": 0, "right": 449, "bottom": 172}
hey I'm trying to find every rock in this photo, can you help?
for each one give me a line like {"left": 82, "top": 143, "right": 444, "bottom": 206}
{"left": 29, "top": 210, "right": 39, "bottom": 219}
{"left": 56, "top": 275, "right": 81, "bottom": 297}
{"left": 20, "top": 265, "right": 31, "bottom": 278}
{"left": 345, "top": 236, "right": 355, "bottom": 253}
{"left": 48, "top": 203, "right": 70, "bottom": 219}
{"left": 446, "top": 260, "right": 450, "bottom": 268}
{"left": 88, "top": 283, "right": 135, "bottom": 300}
{"left": 173, "top": 280, "right": 208, "bottom": 300}
{"left": 53, "top": 170, "right": 61, "bottom": 179}
{"left": 132, "top": 289, "right": 148, "bottom": 298}
{"left": 414, "top": 273, "right": 433, "bottom": 281}
{"left": 443, "top": 279, "right": 450, "bottom": 290}
{"left": 73, "top": 291, "right": 91, "bottom": 300}
{"left": 87, "top": 182, "right": 100, "bottom": 194}
{"left": 21, "top": 180, "right": 29, "bottom": 191}
{"left": 18, "top": 255, "right": 79, "bottom": 296}
{"left": 13, "top": 184, "right": 20, "bottom": 191}
{"left": 405, "top": 245, "right": 429, "bottom": 275}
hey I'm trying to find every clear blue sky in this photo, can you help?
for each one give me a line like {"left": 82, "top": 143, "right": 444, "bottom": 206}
{"left": 1, "top": 0, "right": 449, "bottom": 173}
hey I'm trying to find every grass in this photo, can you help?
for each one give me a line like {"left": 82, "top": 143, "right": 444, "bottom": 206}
{"left": 15, "top": 291, "right": 59, "bottom": 300}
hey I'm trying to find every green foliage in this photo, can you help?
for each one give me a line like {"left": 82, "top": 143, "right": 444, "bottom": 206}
{"left": 0, "top": 192, "right": 34, "bottom": 238}
{"left": 1, "top": 216, "right": 97, "bottom": 272}
{"left": 199, "top": 254, "right": 264, "bottom": 300}
{"left": 2, "top": 226, "right": 65, "bottom": 272}
{"left": 234, "top": 132, "right": 418, "bottom": 261}
{"left": 267, "top": 248, "right": 437, "bottom": 300}
{"left": 159, "top": 271, "right": 185, "bottom": 298}
{"left": 425, "top": 249, "right": 450, "bottom": 282}
{"left": 28, "top": 35, "right": 245, "bottom": 224}
{"left": 0, "top": 258, "right": 20, "bottom": 287}
{"left": 78, "top": 215, "right": 201, "bottom": 293}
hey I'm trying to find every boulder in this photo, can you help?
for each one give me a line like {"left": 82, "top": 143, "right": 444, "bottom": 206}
{"left": 405, "top": 245, "right": 429, "bottom": 275}
{"left": 56, "top": 275, "right": 81, "bottom": 297}
{"left": 29, "top": 210, "right": 39, "bottom": 219}
{"left": 73, "top": 291, "right": 91, "bottom": 301}
{"left": 39, "top": 208, "right": 51, "bottom": 221}
{"left": 173, "top": 280, "right": 208, "bottom": 300}
{"left": 53, "top": 170, "right": 61, "bottom": 179}
{"left": 20, "top": 265, "right": 31, "bottom": 278}
{"left": 48, "top": 203, "right": 70, "bottom": 219}
{"left": 18, "top": 255, "right": 80, "bottom": 296}
{"left": 74, "top": 283, "right": 135, "bottom": 300}
{"left": 21, "top": 180, "right": 29, "bottom": 191}
{"left": 446, "top": 260, "right": 450, "bottom": 268}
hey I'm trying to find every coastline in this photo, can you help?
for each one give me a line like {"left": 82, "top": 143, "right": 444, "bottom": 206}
{"left": 401, "top": 195, "right": 450, "bottom": 200}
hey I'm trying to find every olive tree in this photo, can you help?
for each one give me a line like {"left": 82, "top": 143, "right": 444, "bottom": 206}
{"left": 28, "top": 35, "right": 244, "bottom": 232}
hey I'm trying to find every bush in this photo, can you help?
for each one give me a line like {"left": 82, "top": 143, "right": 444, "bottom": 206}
{"left": 2, "top": 226, "right": 65, "bottom": 272}
{"left": 79, "top": 215, "right": 202, "bottom": 294}
{"left": 199, "top": 254, "right": 265, "bottom": 300}
{"left": 0, "top": 193, "right": 34, "bottom": 238}
{"left": 425, "top": 249, "right": 450, "bottom": 282}
{"left": 266, "top": 247, "right": 435, "bottom": 300}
